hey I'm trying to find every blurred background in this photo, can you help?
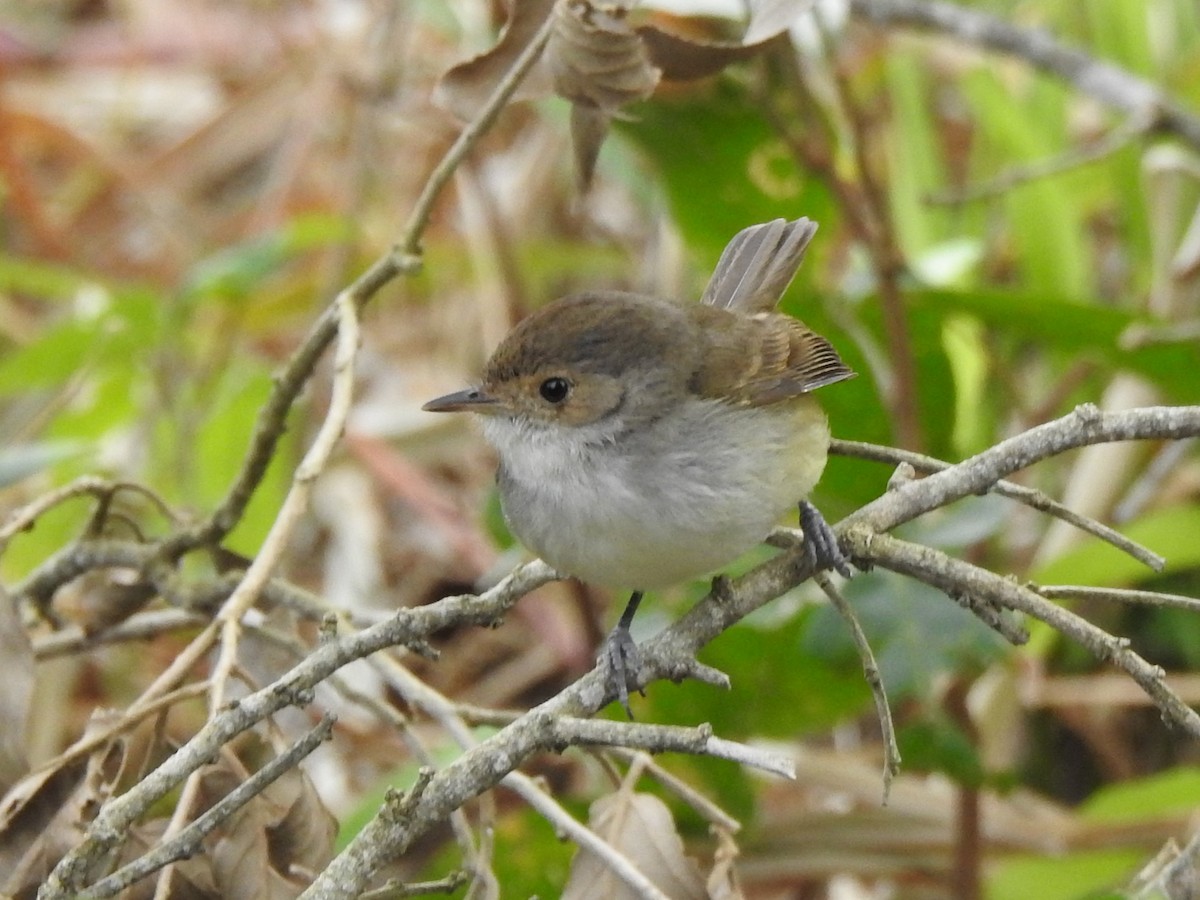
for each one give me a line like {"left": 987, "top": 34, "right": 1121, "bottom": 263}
{"left": 1, "top": 0, "right": 1200, "bottom": 896}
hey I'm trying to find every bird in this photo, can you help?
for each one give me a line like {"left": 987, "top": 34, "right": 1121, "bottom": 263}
{"left": 424, "top": 218, "right": 855, "bottom": 714}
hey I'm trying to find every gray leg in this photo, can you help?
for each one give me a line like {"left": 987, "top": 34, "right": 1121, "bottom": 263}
{"left": 600, "top": 591, "right": 644, "bottom": 718}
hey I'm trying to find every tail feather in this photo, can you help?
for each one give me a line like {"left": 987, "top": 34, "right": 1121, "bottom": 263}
{"left": 699, "top": 218, "right": 818, "bottom": 312}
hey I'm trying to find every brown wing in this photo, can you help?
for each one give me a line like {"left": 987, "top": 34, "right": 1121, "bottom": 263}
{"left": 688, "top": 307, "right": 855, "bottom": 406}
{"left": 699, "top": 218, "right": 818, "bottom": 312}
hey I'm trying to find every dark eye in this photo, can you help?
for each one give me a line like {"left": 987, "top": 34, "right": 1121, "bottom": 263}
{"left": 539, "top": 377, "right": 570, "bottom": 404}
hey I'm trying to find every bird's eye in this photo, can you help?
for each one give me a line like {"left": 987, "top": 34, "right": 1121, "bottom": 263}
{"left": 539, "top": 377, "right": 571, "bottom": 404}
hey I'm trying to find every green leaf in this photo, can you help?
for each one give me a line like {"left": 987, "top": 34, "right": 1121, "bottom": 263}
{"left": 962, "top": 69, "right": 1089, "bottom": 298}
{"left": 0, "top": 254, "right": 87, "bottom": 299}
{"left": 986, "top": 849, "right": 1144, "bottom": 900}
{"left": 911, "top": 288, "right": 1200, "bottom": 405}
{"left": 897, "top": 718, "right": 985, "bottom": 786}
{"left": 1032, "top": 505, "right": 1200, "bottom": 587}
{"left": 617, "top": 80, "right": 835, "bottom": 263}
{"left": 1080, "top": 766, "right": 1200, "bottom": 823}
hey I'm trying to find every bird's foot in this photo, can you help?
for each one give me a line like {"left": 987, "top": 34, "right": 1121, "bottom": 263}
{"left": 600, "top": 621, "right": 643, "bottom": 718}
{"left": 799, "top": 500, "right": 852, "bottom": 577}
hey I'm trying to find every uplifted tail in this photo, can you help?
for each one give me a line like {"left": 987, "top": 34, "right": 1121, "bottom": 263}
{"left": 699, "top": 218, "right": 817, "bottom": 312}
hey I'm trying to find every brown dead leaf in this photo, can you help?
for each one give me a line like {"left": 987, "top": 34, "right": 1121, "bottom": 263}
{"left": 545, "top": 0, "right": 659, "bottom": 187}
{"left": 562, "top": 790, "right": 706, "bottom": 900}
{"left": 435, "top": 0, "right": 813, "bottom": 188}
{"left": 257, "top": 755, "right": 337, "bottom": 879}
{"left": 0, "top": 728, "right": 126, "bottom": 896}
{"left": 637, "top": 0, "right": 813, "bottom": 79}
{"left": 544, "top": 0, "right": 660, "bottom": 111}
{"left": 434, "top": 0, "right": 557, "bottom": 121}
{"left": 706, "top": 827, "right": 744, "bottom": 900}
{"left": 191, "top": 733, "right": 335, "bottom": 897}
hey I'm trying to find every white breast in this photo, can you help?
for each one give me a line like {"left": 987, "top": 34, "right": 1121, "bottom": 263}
{"left": 481, "top": 397, "right": 829, "bottom": 589}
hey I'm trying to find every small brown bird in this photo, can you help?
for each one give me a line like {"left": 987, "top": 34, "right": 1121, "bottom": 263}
{"left": 425, "top": 218, "right": 854, "bottom": 713}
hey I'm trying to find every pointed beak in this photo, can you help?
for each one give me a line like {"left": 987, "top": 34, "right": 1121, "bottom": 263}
{"left": 422, "top": 387, "right": 501, "bottom": 414}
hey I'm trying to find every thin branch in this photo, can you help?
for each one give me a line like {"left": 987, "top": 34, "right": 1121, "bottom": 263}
{"left": 603, "top": 749, "right": 741, "bottom": 833}
{"left": 844, "top": 404, "right": 1200, "bottom": 535}
{"left": 360, "top": 873, "right": 471, "bottom": 899}
{"left": 551, "top": 717, "right": 795, "bottom": 779}
{"left": 925, "top": 112, "right": 1156, "bottom": 205}
{"left": 76, "top": 715, "right": 335, "bottom": 899}
{"left": 38, "top": 561, "right": 558, "bottom": 897}
{"left": 0, "top": 478, "right": 178, "bottom": 551}
{"left": 849, "top": 0, "right": 1200, "bottom": 151}
{"left": 814, "top": 571, "right": 899, "bottom": 802}
{"left": 1037, "top": 585, "right": 1200, "bottom": 614}
{"left": 830, "top": 437, "right": 1166, "bottom": 571}
{"left": 210, "top": 288, "right": 361, "bottom": 711}
{"left": 32, "top": 609, "right": 207, "bottom": 660}
{"left": 1129, "top": 831, "right": 1200, "bottom": 898}
{"left": 843, "top": 529, "right": 1200, "bottom": 736}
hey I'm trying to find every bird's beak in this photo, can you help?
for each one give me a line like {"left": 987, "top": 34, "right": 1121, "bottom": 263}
{"left": 422, "top": 387, "right": 501, "bottom": 414}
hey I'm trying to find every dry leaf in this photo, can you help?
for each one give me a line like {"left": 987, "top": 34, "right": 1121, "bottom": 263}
{"left": 0, "top": 730, "right": 126, "bottom": 896}
{"left": 637, "top": 0, "right": 813, "bottom": 78}
{"left": 434, "top": 0, "right": 557, "bottom": 121}
{"left": 562, "top": 791, "right": 706, "bottom": 900}
{"left": 706, "top": 827, "right": 744, "bottom": 900}
{"left": 435, "top": 0, "right": 814, "bottom": 188}
{"left": 543, "top": 0, "right": 660, "bottom": 111}
{"left": 544, "top": 0, "right": 660, "bottom": 187}
{"left": 194, "top": 734, "right": 335, "bottom": 897}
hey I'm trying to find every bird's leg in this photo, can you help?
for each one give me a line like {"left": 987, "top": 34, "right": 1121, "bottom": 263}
{"left": 600, "top": 590, "right": 644, "bottom": 718}
{"left": 798, "top": 500, "right": 852, "bottom": 577}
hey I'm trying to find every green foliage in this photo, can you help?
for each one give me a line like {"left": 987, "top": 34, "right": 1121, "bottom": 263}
{"left": 987, "top": 849, "right": 1145, "bottom": 900}
{"left": 617, "top": 80, "right": 836, "bottom": 263}
{"left": 897, "top": 718, "right": 986, "bottom": 788}
{"left": 988, "top": 768, "right": 1200, "bottom": 898}
{"left": 1033, "top": 505, "right": 1200, "bottom": 587}
{"left": 1080, "top": 766, "right": 1200, "bottom": 823}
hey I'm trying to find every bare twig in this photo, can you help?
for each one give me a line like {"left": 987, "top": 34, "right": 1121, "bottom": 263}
{"left": 0, "top": 478, "right": 179, "bottom": 551}
{"left": 926, "top": 112, "right": 1156, "bottom": 205}
{"left": 603, "top": 749, "right": 741, "bottom": 833}
{"left": 551, "top": 717, "right": 794, "bottom": 779}
{"left": 849, "top": 0, "right": 1200, "bottom": 151}
{"left": 1037, "top": 585, "right": 1200, "bottom": 614}
{"left": 830, "top": 437, "right": 1166, "bottom": 571}
{"left": 843, "top": 529, "right": 1200, "bottom": 736}
{"left": 814, "top": 571, "right": 899, "bottom": 802}
{"left": 209, "top": 288, "right": 361, "bottom": 711}
{"left": 844, "top": 405, "right": 1200, "bottom": 535}
{"left": 32, "top": 609, "right": 208, "bottom": 660}
{"left": 77, "top": 716, "right": 335, "bottom": 899}
{"left": 38, "top": 561, "right": 557, "bottom": 897}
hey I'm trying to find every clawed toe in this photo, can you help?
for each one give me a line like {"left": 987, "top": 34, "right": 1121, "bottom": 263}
{"left": 799, "top": 500, "right": 852, "bottom": 578}
{"left": 600, "top": 623, "right": 643, "bottom": 718}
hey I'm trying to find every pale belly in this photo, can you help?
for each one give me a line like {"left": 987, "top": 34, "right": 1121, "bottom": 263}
{"left": 487, "top": 398, "right": 830, "bottom": 589}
